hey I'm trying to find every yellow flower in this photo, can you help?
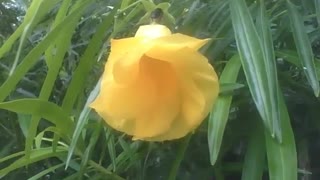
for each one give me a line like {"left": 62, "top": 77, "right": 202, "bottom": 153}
{"left": 90, "top": 24, "right": 219, "bottom": 141}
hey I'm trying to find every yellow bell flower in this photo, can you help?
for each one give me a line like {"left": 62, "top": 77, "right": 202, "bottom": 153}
{"left": 90, "top": 24, "right": 219, "bottom": 141}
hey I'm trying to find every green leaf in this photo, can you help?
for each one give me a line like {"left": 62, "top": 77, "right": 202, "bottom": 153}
{"left": 316, "top": 0, "right": 320, "bottom": 25}
{"left": 229, "top": 0, "right": 282, "bottom": 140}
{"left": 28, "top": 163, "right": 65, "bottom": 180}
{"left": 0, "top": 0, "right": 60, "bottom": 59}
{"left": 106, "top": 129, "right": 117, "bottom": 171}
{"left": 9, "top": 0, "right": 60, "bottom": 75}
{"left": 0, "top": 0, "right": 93, "bottom": 102}
{"left": 44, "top": 0, "right": 73, "bottom": 67}
{"left": 208, "top": 55, "right": 242, "bottom": 165}
{"left": 256, "top": 0, "right": 282, "bottom": 140}
{"left": 24, "top": 0, "right": 89, "bottom": 155}
{"left": 62, "top": 8, "right": 117, "bottom": 113}
{"left": 0, "top": 99, "right": 74, "bottom": 138}
{"left": 168, "top": 134, "right": 191, "bottom": 180}
{"left": 219, "top": 82, "right": 245, "bottom": 94}
{"left": 286, "top": 0, "right": 319, "bottom": 96}
{"left": 17, "top": 114, "right": 31, "bottom": 138}
{"left": 241, "top": 120, "right": 265, "bottom": 180}
{"left": 89, "top": 160, "right": 125, "bottom": 180}
{"left": 202, "top": 1, "right": 232, "bottom": 59}
{"left": 114, "top": 4, "right": 143, "bottom": 35}
{"left": 106, "top": 140, "right": 140, "bottom": 171}
{"left": 265, "top": 93, "right": 297, "bottom": 180}
{"left": 276, "top": 50, "right": 320, "bottom": 78}
{"left": 34, "top": 127, "right": 70, "bottom": 149}
{"left": 0, "top": 147, "right": 67, "bottom": 178}
{"left": 120, "top": 0, "right": 133, "bottom": 10}
{"left": 0, "top": 151, "right": 25, "bottom": 164}
{"left": 66, "top": 79, "right": 101, "bottom": 167}
{"left": 78, "top": 122, "right": 102, "bottom": 178}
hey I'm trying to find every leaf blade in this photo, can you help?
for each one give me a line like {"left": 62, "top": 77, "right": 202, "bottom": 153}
{"left": 208, "top": 54, "right": 242, "bottom": 165}
{"left": 229, "top": 0, "right": 282, "bottom": 140}
{"left": 265, "top": 92, "right": 297, "bottom": 180}
{"left": 286, "top": 0, "right": 319, "bottom": 96}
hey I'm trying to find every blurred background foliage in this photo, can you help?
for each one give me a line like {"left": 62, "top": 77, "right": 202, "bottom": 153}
{"left": 0, "top": 0, "right": 320, "bottom": 179}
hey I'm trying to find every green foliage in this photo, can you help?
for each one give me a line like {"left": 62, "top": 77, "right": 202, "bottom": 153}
{"left": 208, "top": 54, "right": 242, "bottom": 165}
{"left": 0, "top": 0, "right": 320, "bottom": 179}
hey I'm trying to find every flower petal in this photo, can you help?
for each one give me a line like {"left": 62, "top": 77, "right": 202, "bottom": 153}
{"left": 107, "top": 38, "right": 148, "bottom": 84}
{"left": 91, "top": 55, "right": 180, "bottom": 138}
{"left": 132, "top": 56, "right": 180, "bottom": 138}
{"left": 180, "top": 78, "right": 206, "bottom": 126}
{"left": 154, "top": 33, "right": 210, "bottom": 50}
{"left": 141, "top": 45, "right": 219, "bottom": 141}
{"left": 193, "top": 71, "right": 219, "bottom": 115}
{"left": 135, "top": 24, "right": 172, "bottom": 39}
{"left": 90, "top": 73, "right": 158, "bottom": 135}
{"left": 91, "top": 72, "right": 157, "bottom": 121}
{"left": 135, "top": 116, "right": 191, "bottom": 141}
{"left": 145, "top": 45, "right": 211, "bottom": 74}
{"left": 108, "top": 37, "right": 143, "bottom": 64}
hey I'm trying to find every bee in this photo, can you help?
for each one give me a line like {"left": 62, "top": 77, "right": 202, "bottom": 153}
{"left": 151, "top": 8, "right": 163, "bottom": 24}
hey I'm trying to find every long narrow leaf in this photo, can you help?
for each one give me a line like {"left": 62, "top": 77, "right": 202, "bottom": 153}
{"left": 256, "top": 0, "right": 281, "bottom": 141}
{"left": 241, "top": 120, "right": 265, "bottom": 180}
{"left": 78, "top": 122, "right": 102, "bottom": 178}
{"left": 286, "top": 0, "right": 319, "bottom": 96}
{"left": 62, "top": 8, "right": 117, "bottom": 113}
{"left": 0, "top": 147, "right": 67, "bottom": 178}
{"left": 265, "top": 92, "right": 297, "bottom": 180}
{"left": 28, "top": 163, "right": 65, "bottom": 180}
{"left": 0, "top": 0, "right": 92, "bottom": 102}
{"left": 0, "top": 99, "right": 74, "bottom": 137}
{"left": 66, "top": 79, "right": 101, "bottom": 167}
{"left": 208, "top": 55, "right": 241, "bottom": 165}
{"left": 316, "top": 0, "right": 320, "bottom": 25}
{"left": 276, "top": 50, "right": 320, "bottom": 77}
{"left": 229, "top": 0, "right": 282, "bottom": 140}
{"left": 9, "top": 0, "right": 60, "bottom": 74}
{"left": 0, "top": 0, "right": 60, "bottom": 59}
{"left": 24, "top": 0, "right": 94, "bottom": 158}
